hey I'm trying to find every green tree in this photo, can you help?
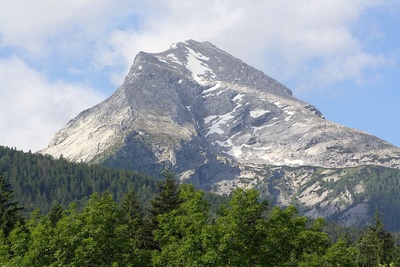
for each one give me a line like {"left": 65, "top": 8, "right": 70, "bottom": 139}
{"left": 300, "top": 236, "right": 357, "bottom": 267}
{"left": 121, "top": 188, "right": 152, "bottom": 266}
{"left": 48, "top": 202, "right": 63, "bottom": 227}
{"left": 152, "top": 184, "right": 209, "bottom": 266}
{"left": 145, "top": 168, "right": 183, "bottom": 250}
{"left": 52, "top": 193, "right": 130, "bottom": 266}
{"left": 263, "top": 206, "right": 330, "bottom": 266}
{"left": 323, "top": 237, "right": 357, "bottom": 267}
{"left": 0, "top": 171, "right": 23, "bottom": 237}
{"left": 19, "top": 212, "right": 57, "bottom": 266}
{"left": 203, "top": 188, "right": 268, "bottom": 266}
{"left": 357, "top": 211, "right": 395, "bottom": 266}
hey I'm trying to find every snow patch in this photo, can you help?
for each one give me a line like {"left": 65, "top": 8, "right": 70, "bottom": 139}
{"left": 252, "top": 120, "right": 281, "bottom": 132}
{"left": 204, "top": 92, "right": 245, "bottom": 136}
{"left": 202, "top": 83, "right": 221, "bottom": 94}
{"left": 204, "top": 115, "right": 219, "bottom": 124}
{"left": 157, "top": 57, "right": 168, "bottom": 64}
{"left": 216, "top": 139, "right": 243, "bottom": 158}
{"left": 185, "top": 47, "right": 214, "bottom": 84}
{"left": 284, "top": 159, "right": 305, "bottom": 165}
{"left": 283, "top": 107, "right": 295, "bottom": 121}
{"left": 232, "top": 93, "right": 244, "bottom": 102}
{"left": 274, "top": 101, "right": 285, "bottom": 108}
{"left": 166, "top": 54, "right": 182, "bottom": 65}
{"left": 250, "top": 109, "right": 270, "bottom": 118}
{"left": 205, "top": 112, "right": 234, "bottom": 136}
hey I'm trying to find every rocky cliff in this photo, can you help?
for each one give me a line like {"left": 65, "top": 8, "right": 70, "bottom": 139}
{"left": 41, "top": 40, "right": 400, "bottom": 226}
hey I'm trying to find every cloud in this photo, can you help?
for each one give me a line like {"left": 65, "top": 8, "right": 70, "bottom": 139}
{"left": 1, "top": 0, "right": 395, "bottom": 90}
{"left": 90, "top": 0, "right": 395, "bottom": 92}
{"left": 0, "top": 57, "right": 106, "bottom": 151}
{"left": 0, "top": 0, "right": 139, "bottom": 57}
{"left": 313, "top": 52, "right": 392, "bottom": 86}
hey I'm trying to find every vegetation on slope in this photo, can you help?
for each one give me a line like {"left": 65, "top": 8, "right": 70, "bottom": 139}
{"left": 0, "top": 146, "right": 158, "bottom": 213}
{"left": 3, "top": 145, "right": 400, "bottom": 265}
{"left": 1, "top": 169, "right": 399, "bottom": 266}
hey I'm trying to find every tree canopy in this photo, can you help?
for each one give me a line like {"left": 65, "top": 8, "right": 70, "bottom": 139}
{"left": 1, "top": 171, "right": 399, "bottom": 266}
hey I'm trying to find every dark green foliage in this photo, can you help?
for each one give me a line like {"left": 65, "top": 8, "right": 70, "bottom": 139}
{"left": 0, "top": 145, "right": 158, "bottom": 214}
{"left": 48, "top": 202, "right": 63, "bottom": 227}
{"left": 323, "top": 221, "right": 367, "bottom": 244}
{"left": 4, "top": 145, "right": 400, "bottom": 265}
{"left": 357, "top": 211, "right": 395, "bottom": 266}
{"left": 204, "top": 188, "right": 268, "bottom": 266}
{"left": 147, "top": 168, "right": 183, "bottom": 226}
{"left": 2, "top": 183, "right": 400, "bottom": 266}
{"left": 121, "top": 188, "right": 147, "bottom": 251}
{"left": 145, "top": 168, "right": 183, "bottom": 250}
{"left": 0, "top": 171, "right": 23, "bottom": 237}
{"left": 152, "top": 184, "right": 210, "bottom": 266}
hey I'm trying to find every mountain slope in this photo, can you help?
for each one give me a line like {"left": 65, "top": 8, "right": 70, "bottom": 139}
{"left": 40, "top": 40, "right": 400, "bottom": 226}
{"left": 41, "top": 40, "right": 400, "bottom": 171}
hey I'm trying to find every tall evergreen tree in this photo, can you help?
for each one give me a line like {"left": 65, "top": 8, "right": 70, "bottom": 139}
{"left": 204, "top": 188, "right": 268, "bottom": 266}
{"left": 120, "top": 188, "right": 152, "bottom": 266}
{"left": 152, "top": 184, "right": 210, "bottom": 266}
{"left": 357, "top": 211, "right": 395, "bottom": 266}
{"left": 145, "top": 168, "right": 183, "bottom": 250}
{"left": 48, "top": 202, "right": 63, "bottom": 227}
{"left": 0, "top": 172, "right": 23, "bottom": 236}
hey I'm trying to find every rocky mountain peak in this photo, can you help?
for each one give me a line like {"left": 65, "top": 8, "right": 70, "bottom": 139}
{"left": 129, "top": 39, "right": 294, "bottom": 98}
{"left": 39, "top": 39, "right": 400, "bottom": 226}
{"left": 41, "top": 39, "right": 400, "bottom": 184}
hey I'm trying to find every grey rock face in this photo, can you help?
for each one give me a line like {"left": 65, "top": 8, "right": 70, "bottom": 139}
{"left": 41, "top": 40, "right": 400, "bottom": 224}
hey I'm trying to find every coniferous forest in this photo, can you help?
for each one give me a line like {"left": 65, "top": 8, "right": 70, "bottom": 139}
{"left": 1, "top": 145, "right": 400, "bottom": 266}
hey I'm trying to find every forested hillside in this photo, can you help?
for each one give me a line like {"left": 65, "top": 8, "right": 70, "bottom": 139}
{"left": 0, "top": 145, "right": 159, "bottom": 213}
{"left": 1, "top": 169, "right": 399, "bottom": 266}
{"left": 1, "top": 145, "right": 400, "bottom": 265}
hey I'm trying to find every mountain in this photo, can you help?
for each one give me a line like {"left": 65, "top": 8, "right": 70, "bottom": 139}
{"left": 40, "top": 40, "right": 400, "bottom": 227}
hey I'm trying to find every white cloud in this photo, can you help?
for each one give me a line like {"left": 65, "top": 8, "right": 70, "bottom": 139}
{"left": 0, "top": 0, "right": 139, "bottom": 56}
{"left": 0, "top": 0, "right": 394, "bottom": 90}
{"left": 89, "top": 0, "right": 395, "bottom": 91}
{"left": 0, "top": 57, "right": 106, "bottom": 151}
{"left": 313, "top": 53, "right": 391, "bottom": 86}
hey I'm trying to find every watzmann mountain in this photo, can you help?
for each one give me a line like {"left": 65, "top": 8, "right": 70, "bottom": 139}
{"left": 41, "top": 40, "right": 400, "bottom": 227}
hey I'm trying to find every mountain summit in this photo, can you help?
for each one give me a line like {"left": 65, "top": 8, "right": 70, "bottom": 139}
{"left": 42, "top": 40, "right": 400, "bottom": 171}
{"left": 41, "top": 40, "right": 400, "bottom": 225}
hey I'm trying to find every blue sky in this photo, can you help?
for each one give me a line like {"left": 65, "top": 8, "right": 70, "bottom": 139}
{"left": 0, "top": 0, "right": 399, "bottom": 151}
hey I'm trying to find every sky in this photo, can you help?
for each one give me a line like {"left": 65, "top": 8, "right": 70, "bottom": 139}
{"left": 0, "top": 0, "right": 399, "bottom": 152}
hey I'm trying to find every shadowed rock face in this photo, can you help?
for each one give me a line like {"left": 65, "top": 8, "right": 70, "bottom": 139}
{"left": 40, "top": 40, "right": 400, "bottom": 224}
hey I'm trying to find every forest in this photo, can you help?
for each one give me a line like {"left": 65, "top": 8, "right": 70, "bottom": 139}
{"left": 0, "top": 146, "right": 160, "bottom": 213}
{"left": 1, "top": 145, "right": 400, "bottom": 266}
{"left": 0, "top": 168, "right": 400, "bottom": 266}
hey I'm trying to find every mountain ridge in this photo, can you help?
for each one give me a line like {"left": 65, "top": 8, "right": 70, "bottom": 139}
{"left": 40, "top": 40, "right": 400, "bottom": 226}
{"left": 41, "top": 39, "right": 400, "bottom": 170}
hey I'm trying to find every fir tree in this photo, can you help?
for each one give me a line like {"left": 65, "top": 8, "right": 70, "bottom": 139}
{"left": 0, "top": 171, "right": 23, "bottom": 236}
{"left": 145, "top": 168, "right": 183, "bottom": 250}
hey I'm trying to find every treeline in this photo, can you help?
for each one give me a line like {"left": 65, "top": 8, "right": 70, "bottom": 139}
{"left": 3, "top": 145, "right": 400, "bottom": 231}
{"left": 1, "top": 170, "right": 400, "bottom": 266}
{"left": 321, "top": 165, "right": 400, "bottom": 231}
{"left": 0, "top": 146, "right": 159, "bottom": 213}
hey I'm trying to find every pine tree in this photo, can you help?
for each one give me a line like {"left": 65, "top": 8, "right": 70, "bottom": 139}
{"left": 357, "top": 211, "right": 395, "bottom": 266}
{"left": 121, "top": 188, "right": 144, "bottom": 246}
{"left": 48, "top": 202, "right": 63, "bottom": 227}
{"left": 0, "top": 172, "right": 23, "bottom": 236}
{"left": 145, "top": 168, "right": 183, "bottom": 250}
